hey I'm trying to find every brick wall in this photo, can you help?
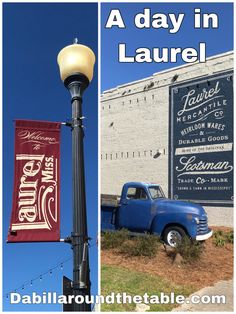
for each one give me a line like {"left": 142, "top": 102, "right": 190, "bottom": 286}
{"left": 101, "top": 52, "right": 234, "bottom": 227}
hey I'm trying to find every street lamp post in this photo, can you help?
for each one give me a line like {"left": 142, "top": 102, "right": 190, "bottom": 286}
{"left": 57, "top": 39, "right": 95, "bottom": 312}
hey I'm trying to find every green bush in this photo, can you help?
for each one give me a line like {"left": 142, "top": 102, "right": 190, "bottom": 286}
{"left": 119, "top": 234, "right": 160, "bottom": 257}
{"left": 213, "top": 231, "right": 225, "bottom": 247}
{"left": 175, "top": 236, "right": 204, "bottom": 263}
{"left": 101, "top": 229, "right": 129, "bottom": 250}
{"left": 213, "top": 230, "right": 233, "bottom": 247}
{"left": 225, "top": 231, "right": 234, "bottom": 244}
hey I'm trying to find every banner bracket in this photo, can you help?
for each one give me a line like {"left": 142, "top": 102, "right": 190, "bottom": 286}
{"left": 61, "top": 121, "right": 72, "bottom": 127}
{"left": 61, "top": 237, "right": 72, "bottom": 244}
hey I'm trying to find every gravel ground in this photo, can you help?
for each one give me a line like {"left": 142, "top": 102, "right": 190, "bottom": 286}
{"left": 172, "top": 279, "right": 233, "bottom": 312}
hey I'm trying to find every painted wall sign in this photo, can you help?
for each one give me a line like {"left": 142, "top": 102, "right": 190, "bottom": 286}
{"left": 8, "top": 120, "right": 61, "bottom": 242}
{"left": 169, "top": 71, "right": 233, "bottom": 205}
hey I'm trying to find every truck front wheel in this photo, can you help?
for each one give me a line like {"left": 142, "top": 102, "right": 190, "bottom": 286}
{"left": 163, "top": 226, "right": 186, "bottom": 247}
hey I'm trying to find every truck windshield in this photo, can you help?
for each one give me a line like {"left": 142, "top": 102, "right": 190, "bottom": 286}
{"left": 148, "top": 186, "right": 165, "bottom": 199}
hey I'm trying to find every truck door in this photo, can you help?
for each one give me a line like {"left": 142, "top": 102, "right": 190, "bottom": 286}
{"left": 118, "top": 186, "right": 152, "bottom": 232}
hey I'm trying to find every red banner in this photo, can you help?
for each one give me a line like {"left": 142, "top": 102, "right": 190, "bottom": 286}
{"left": 8, "top": 120, "right": 61, "bottom": 242}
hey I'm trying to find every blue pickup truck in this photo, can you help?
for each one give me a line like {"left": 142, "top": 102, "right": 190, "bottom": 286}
{"left": 101, "top": 182, "right": 212, "bottom": 247}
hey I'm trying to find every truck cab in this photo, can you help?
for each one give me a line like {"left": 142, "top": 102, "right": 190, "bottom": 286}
{"left": 118, "top": 182, "right": 165, "bottom": 232}
{"left": 101, "top": 182, "right": 213, "bottom": 246}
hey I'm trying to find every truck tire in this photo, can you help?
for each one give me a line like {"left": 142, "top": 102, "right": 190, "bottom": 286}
{"left": 163, "top": 226, "right": 186, "bottom": 247}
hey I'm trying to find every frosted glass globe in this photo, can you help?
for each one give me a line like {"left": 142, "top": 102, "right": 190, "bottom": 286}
{"left": 57, "top": 43, "right": 95, "bottom": 82}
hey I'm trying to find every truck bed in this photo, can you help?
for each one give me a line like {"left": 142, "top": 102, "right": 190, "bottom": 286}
{"left": 101, "top": 204, "right": 119, "bottom": 231}
{"left": 101, "top": 194, "right": 120, "bottom": 206}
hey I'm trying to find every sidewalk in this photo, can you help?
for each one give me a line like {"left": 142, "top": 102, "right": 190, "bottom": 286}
{"left": 172, "top": 279, "right": 233, "bottom": 312}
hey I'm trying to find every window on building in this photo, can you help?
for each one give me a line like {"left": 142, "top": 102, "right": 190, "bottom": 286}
{"left": 126, "top": 187, "right": 148, "bottom": 200}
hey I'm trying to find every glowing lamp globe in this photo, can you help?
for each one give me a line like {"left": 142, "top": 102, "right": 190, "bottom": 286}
{"left": 57, "top": 40, "right": 95, "bottom": 83}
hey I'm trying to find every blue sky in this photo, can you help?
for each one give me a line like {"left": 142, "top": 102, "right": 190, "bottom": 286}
{"left": 3, "top": 3, "right": 98, "bottom": 311}
{"left": 101, "top": 2, "right": 233, "bottom": 91}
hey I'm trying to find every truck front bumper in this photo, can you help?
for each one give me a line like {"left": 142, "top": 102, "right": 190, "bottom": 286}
{"left": 196, "top": 229, "right": 213, "bottom": 241}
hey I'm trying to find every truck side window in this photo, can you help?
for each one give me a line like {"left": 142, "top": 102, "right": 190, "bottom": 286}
{"left": 126, "top": 187, "right": 148, "bottom": 200}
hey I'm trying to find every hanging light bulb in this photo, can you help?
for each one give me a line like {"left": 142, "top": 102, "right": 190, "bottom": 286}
{"left": 60, "top": 263, "right": 63, "bottom": 270}
{"left": 49, "top": 269, "right": 52, "bottom": 276}
{"left": 40, "top": 275, "right": 42, "bottom": 281}
{"left": 30, "top": 281, "right": 33, "bottom": 287}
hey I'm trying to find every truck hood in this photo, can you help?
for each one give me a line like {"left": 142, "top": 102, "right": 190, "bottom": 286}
{"left": 155, "top": 198, "right": 206, "bottom": 216}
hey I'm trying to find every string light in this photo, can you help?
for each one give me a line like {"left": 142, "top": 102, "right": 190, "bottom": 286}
{"left": 4, "top": 241, "right": 96, "bottom": 299}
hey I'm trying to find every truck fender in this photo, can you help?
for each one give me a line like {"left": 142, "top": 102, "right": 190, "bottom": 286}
{"left": 150, "top": 214, "right": 194, "bottom": 238}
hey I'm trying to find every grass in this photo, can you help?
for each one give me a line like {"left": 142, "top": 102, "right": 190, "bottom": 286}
{"left": 101, "top": 265, "right": 194, "bottom": 312}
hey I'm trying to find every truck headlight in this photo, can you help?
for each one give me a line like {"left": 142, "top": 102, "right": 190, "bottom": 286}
{"left": 194, "top": 217, "right": 200, "bottom": 224}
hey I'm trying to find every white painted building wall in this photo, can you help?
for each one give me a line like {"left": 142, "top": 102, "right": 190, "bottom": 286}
{"left": 101, "top": 52, "right": 234, "bottom": 227}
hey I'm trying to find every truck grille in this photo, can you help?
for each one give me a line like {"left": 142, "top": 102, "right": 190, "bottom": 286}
{"left": 197, "top": 217, "right": 209, "bottom": 235}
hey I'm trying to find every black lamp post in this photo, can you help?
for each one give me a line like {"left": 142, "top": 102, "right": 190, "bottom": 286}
{"left": 57, "top": 39, "right": 95, "bottom": 312}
